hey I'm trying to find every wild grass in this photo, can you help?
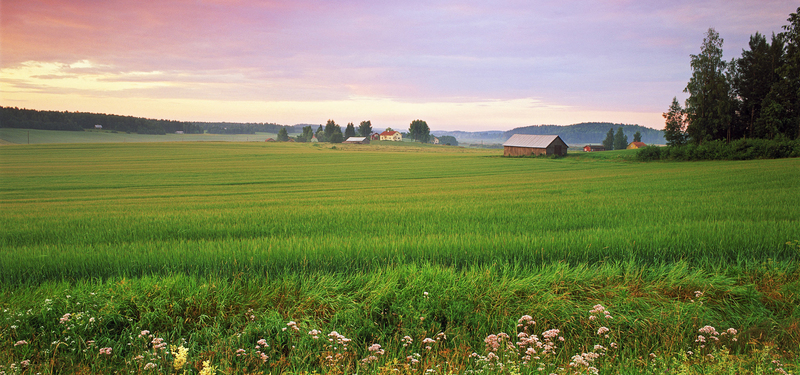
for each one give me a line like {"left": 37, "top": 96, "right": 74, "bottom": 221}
{"left": 0, "top": 142, "right": 798, "bottom": 373}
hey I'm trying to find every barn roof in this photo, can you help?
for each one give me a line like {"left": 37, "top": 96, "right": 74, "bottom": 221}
{"left": 503, "top": 134, "right": 567, "bottom": 148}
{"left": 380, "top": 130, "right": 399, "bottom": 136}
{"left": 344, "top": 137, "right": 367, "bottom": 142}
{"left": 630, "top": 141, "right": 647, "bottom": 148}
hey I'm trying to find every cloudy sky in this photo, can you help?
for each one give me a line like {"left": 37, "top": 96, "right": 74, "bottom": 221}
{"left": 1, "top": 1, "right": 796, "bottom": 131}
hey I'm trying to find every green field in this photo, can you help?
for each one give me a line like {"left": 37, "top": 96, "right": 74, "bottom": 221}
{"left": 1, "top": 142, "right": 798, "bottom": 374}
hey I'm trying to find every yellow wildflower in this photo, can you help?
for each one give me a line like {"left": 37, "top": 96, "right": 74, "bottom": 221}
{"left": 172, "top": 345, "right": 189, "bottom": 371}
{"left": 199, "top": 360, "right": 217, "bottom": 375}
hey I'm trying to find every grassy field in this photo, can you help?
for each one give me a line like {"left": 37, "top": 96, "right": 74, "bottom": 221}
{"left": 1, "top": 141, "right": 798, "bottom": 374}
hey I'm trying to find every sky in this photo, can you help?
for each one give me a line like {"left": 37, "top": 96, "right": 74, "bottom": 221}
{"left": 1, "top": 1, "right": 797, "bottom": 131}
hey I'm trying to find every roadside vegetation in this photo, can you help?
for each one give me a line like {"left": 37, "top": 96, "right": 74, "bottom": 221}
{"left": 1, "top": 142, "right": 798, "bottom": 374}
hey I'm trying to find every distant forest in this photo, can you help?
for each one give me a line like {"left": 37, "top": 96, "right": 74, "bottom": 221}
{"left": 506, "top": 123, "right": 665, "bottom": 145}
{"left": 0, "top": 107, "right": 293, "bottom": 135}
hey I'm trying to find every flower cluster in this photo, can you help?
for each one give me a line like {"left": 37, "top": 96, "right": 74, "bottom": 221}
{"left": 171, "top": 345, "right": 189, "bottom": 371}
{"left": 361, "top": 343, "right": 385, "bottom": 364}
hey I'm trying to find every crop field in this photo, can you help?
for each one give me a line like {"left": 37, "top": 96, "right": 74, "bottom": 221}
{"left": 1, "top": 142, "right": 799, "bottom": 374}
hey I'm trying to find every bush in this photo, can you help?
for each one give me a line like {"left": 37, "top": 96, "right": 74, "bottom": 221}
{"left": 637, "top": 138, "right": 800, "bottom": 161}
{"left": 636, "top": 145, "right": 662, "bottom": 161}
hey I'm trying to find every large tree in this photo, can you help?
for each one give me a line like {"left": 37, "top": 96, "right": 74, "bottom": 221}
{"left": 323, "top": 120, "right": 338, "bottom": 142}
{"left": 358, "top": 120, "right": 373, "bottom": 137}
{"left": 770, "top": 6, "right": 800, "bottom": 139}
{"left": 663, "top": 97, "right": 687, "bottom": 147}
{"left": 408, "top": 119, "right": 430, "bottom": 143}
{"left": 633, "top": 131, "right": 642, "bottom": 143}
{"left": 344, "top": 122, "right": 356, "bottom": 138}
{"left": 613, "top": 127, "right": 628, "bottom": 150}
{"left": 732, "top": 32, "right": 785, "bottom": 138}
{"left": 277, "top": 127, "right": 289, "bottom": 142}
{"left": 684, "top": 28, "right": 734, "bottom": 143}
{"left": 330, "top": 125, "right": 344, "bottom": 143}
{"left": 602, "top": 128, "right": 615, "bottom": 150}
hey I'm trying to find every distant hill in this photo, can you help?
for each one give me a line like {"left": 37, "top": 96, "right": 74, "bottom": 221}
{"left": 433, "top": 123, "right": 664, "bottom": 146}
{"left": 506, "top": 123, "right": 664, "bottom": 146}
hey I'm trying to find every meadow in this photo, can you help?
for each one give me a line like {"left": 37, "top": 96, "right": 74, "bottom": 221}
{"left": 1, "top": 141, "right": 798, "bottom": 374}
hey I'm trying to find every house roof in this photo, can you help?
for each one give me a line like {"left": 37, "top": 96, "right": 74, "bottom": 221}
{"left": 630, "top": 141, "right": 647, "bottom": 148}
{"left": 344, "top": 137, "right": 367, "bottom": 142}
{"left": 503, "top": 134, "right": 568, "bottom": 148}
{"left": 380, "top": 130, "right": 399, "bottom": 136}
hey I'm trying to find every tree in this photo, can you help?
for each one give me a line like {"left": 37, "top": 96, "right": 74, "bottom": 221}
{"left": 408, "top": 119, "right": 430, "bottom": 143}
{"left": 684, "top": 28, "right": 734, "bottom": 143}
{"left": 439, "top": 135, "right": 458, "bottom": 146}
{"left": 344, "top": 122, "right": 356, "bottom": 138}
{"left": 323, "top": 120, "right": 337, "bottom": 142}
{"left": 602, "top": 128, "right": 615, "bottom": 150}
{"left": 330, "top": 125, "right": 344, "bottom": 143}
{"left": 633, "top": 131, "right": 642, "bottom": 143}
{"left": 663, "top": 97, "right": 688, "bottom": 147}
{"left": 315, "top": 125, "right": 324, "bottom": 142}
{"left": 358, "top": 120, "right": 373, "bottom": 137}
{"left": 277, "top": 127, "right": 289, "bottom": 141}
{"left": 732, "top": 32, "right": 784, "bottom": 138}
{"left": 770, "top": 6, "right": 800, "bottom": 139}
{"left": 613, "top": 127, "right": 628, "bottom": 150}
{"left": 296, "top": 125, "right": 314, "bottom": 142}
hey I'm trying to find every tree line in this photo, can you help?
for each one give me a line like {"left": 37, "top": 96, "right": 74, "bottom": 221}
{"left": 0, "top": 106, "right": 204, "bottom": 134}
{"left": 664, "top": 7, "right": 799, "bottom": 146}
{"left": 507, "top": 123, "right": 664, "bottom": 145}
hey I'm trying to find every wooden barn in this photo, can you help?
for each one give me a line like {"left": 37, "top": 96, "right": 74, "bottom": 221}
{"left": 503, "top": 134, "right": 568, "bottom": 156}
{"left": 627, "top": 141, "right": 647, "bottom": 149}
{"left": 584, "top": 145, "right": 605, "bottom": 152}
{"left": 343, "top": 136, "right": 370, "bottom": 144}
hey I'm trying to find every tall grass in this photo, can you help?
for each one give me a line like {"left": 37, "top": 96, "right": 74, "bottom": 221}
{"left": 1, "top": 142, "right": 798, "bottom": 373}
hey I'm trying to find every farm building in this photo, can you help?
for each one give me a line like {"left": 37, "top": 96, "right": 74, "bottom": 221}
{"left": 343, "top": 137, "right": 370, "bottom": 144}
{"left": 370, "top": 133, "right": 381, "bottom": 140}
{"left": 311, "top": 135, "right": 318, "bottom": 142}
{"left": 265, "top": 138, "right": 276, "bottom": 142}
{"left": 503, "top": 134, "right": 568, "bottom": 157}
{"left": 380, "top": 130, "right": 402, "bottom": 141}
{"left": 584, "top": 145, "right": 605, "bottom": 152}
{"left": 627, "top": 141, "right": 647, "bottom": 149}
{"left": 94, "top": 125, "right": 103, "bottom": 129}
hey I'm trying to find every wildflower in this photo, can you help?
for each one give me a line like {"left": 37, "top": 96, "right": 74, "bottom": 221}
{"left": 236, "top": 348, "right": 246, "bottom": 356}
{"left": 139, "top": 330, "right": 150, "bottom": 338}
{"left": 257, "top": 338, "right": 268, "bottom": 347}
{"left": 144, "top": 362, "right": 157, "bottom": 370}
{"left": 597, "top": 327, "right": 610, "bottom": 336}
{"left": 423, "top": 291, "right": 429, "bottom": 298}
{"left": 172, "top": 345, "right": 189, "bottom": 371}
{"left": 199, "top": 360, "right": 217, "bottom": 375}
{"left": 287, "top": 321, "right": 300, "bottom": 332}
{"left": 14, "top": 340, "right": 28, "bottom": 346}
{"left": 368, "top": 343, "right": 385, "bottom": 355}
{"left": 308, "top": 329, "right": 320, "bottom": 339}
{"left": 152, "top": 337, "right": 167, "bottom": 351}
{"left": 20, "top": 360, "right": 30, "bottom": 367}
{"left": 99, "top": 347, "right": 113, "bottom": 355}
{"left": 423, "top": 337, "right": 436, "bottom": 350}
{"left": 59, "top": 313, "right": 72, "bottom": 324}
{"left": 402, "top": 335, "right": 413, "bottom": 347}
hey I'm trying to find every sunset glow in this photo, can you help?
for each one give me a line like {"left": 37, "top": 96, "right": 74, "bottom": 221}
{"left": 1, "top": 0, "right": 795, "bottom": 130}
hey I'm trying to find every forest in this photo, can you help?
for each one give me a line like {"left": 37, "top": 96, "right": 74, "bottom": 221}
{"left": 664, "top": 7, "right": 799, "bottom": 145}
